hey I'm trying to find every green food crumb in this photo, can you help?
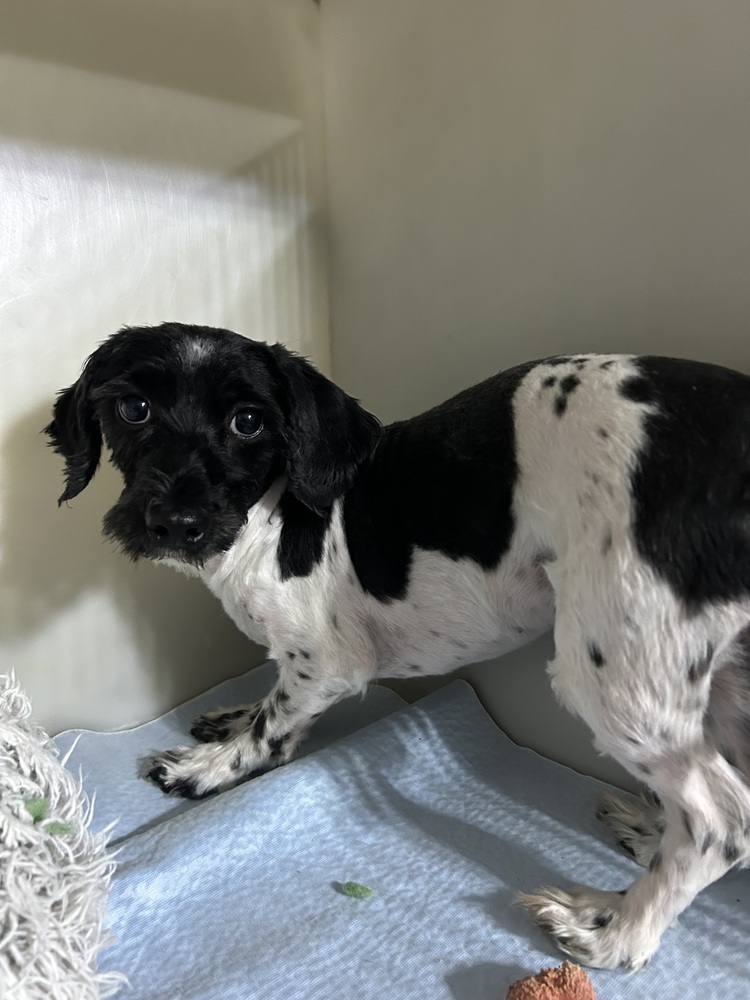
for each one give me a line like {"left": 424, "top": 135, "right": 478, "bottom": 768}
{"left": 23, "top": 799, "right": 71, "bottom": 835}
{"left": 340, "top": 881, "right": 375, "bottom": 900}
{"left": 24, "top": 797, "right": 49, "bottom": 822}
{"left": 44, "top": 822, "right": 72, "bottom": 837}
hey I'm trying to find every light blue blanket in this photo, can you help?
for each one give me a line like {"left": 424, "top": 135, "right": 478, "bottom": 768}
{"left": 58, "top": 673, "right": 749, "bottom": 999}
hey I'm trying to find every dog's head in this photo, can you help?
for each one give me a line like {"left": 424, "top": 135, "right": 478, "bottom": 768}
{"left": 46, "top": 323, "right": 381, "bottom": 566}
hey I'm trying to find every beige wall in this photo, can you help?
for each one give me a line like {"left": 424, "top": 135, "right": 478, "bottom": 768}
{"left": 322, "top": 0, "right": 750, "bottom": 785}
{"left": 0, "top": 0, "right": 328, "bottom": 733}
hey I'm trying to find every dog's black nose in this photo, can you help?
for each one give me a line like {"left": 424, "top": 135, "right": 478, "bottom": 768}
{"left": 145, "top": 501, "right": 207, "bottom": 548}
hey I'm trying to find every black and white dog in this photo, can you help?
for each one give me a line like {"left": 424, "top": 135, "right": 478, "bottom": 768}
{"left": 47, "top": 322, "right": 750, "bottom": 970}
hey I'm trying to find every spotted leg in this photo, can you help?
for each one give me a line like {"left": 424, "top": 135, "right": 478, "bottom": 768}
{"left": 521, "top": 756, "right": 750, "bottom": 969}
{"left": 147, "top": 668, "right": 367, "bottom": 798}
{"left": 190, "top": 702, "right": 263, "bottom": 743}
{"left": 596, "top": 790, "right": 664, "bottom": 867}
{"left": 521, "top": 598, "right": 750, "bottom": 968}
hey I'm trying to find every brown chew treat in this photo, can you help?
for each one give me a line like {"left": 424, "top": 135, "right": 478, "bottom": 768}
{"left": 505, "top": 961, "right": 596, "bottom": 1000}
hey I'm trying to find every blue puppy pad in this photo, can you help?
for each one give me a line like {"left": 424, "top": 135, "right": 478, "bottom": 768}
{"left": 54, "top": 662, "right": 405, "bottom": 843}
{"left": 85, "top": 681, "right": 748, "bottom": 999}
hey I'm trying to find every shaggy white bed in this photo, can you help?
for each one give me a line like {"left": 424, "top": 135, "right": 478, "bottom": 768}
{"left": 0, "top": 674, "right": 119, "bottom": 1000}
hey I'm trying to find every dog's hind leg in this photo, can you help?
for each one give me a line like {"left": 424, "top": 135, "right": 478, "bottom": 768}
{"left": 523, "top": 750, "right": 750, "bottom": 969}
{"left": 522, "top": 611, "right": 750, "bottom": 969}
{"left": 596, "top": 790, "right": 664, "bottom": 867}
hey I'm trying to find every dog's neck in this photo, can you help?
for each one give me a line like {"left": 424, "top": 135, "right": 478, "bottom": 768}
{"left": 185, "top": 478, "right": 291, "bottom": 646}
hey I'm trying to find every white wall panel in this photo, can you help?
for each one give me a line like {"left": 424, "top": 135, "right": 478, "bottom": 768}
{"left": 0, "top": 1, "right": 327, "bottom": 733}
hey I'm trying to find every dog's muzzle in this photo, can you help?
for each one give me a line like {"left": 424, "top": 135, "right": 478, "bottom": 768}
{"left": 145, "top": 498, "right": 210, "bottom": 550}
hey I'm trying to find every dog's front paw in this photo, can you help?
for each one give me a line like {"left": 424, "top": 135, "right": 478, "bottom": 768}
{"left": 190, "top": 702, "right": 260, "bottom": 743}
{"left": 146, "top": 743, "right": 239, "bottom": 799}
{"left": 519, "top": 885, "right": 653, "bottom": 971}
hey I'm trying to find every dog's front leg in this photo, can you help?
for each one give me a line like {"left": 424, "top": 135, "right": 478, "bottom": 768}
{"left": 147, "top": 666, "right": 367, "bottom": 799}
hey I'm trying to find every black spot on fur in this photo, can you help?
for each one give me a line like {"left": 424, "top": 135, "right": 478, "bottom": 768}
{"left": 701, "top": 832, "right": 716, "bottom": 855}
{"left": 553, "top": 373, "right": 583, "bottom": 417}
{"left": 276, "top": 688, "right": 291, "bottom": 703}
{"left": 723, "top": 842, "right": 742, "bottom": 865}
{"left": 230, "top": 752, "right": 242, "bottom": 771}
{"left": 542, "top": 376, "right": 557, "bottom": 388}
{"left": 556, "top": 938, "right": 592, "bottom": 962}
{"left": 617, "top": 889, "right": 627, "bottom": 896}
{"left": 620, "top": 357, "right": 750, "bottom": 609}
{"left": 429, "top": 629, "right": 441, "bottom": 637}
{"left": 681, "top": 810, "right": 695, "bottom": 844}
{"left": 560, "top": 374, "right": 581, "bottom": 395}
{"left": 331, "top": 614, "right": 339, "bottom": 630}
{"left": 191, "top": 722, "right": 228, "bottom": 742}
{"left": 268, "top": 735, "right": 287, "bottom": 757}
{"left": 409, "top": 664, "right": 423, "bottom": 672}
{"left": 593, "top": 912, "right": 613, "bottom": 928}
{"left": 598, "top": 427, "right": 609, "bottom": 438}
{"left": 251, "top": 707, "right": 268, "bottom": 741}
{"left": 618, "top": 840, "right": 636, "bottom": 859}
{"left": 343, "top": 360, "right": 539, "bottom": 601}
{"left": 287, "top": 651, "right": 296, "bottom": 660}
{"left": 588, "top": 642, "right": 605, "bottom": 668}
{"left": 535, "top": 548, "right": 556, "bottom": 565}
{"left": 296, "top": 670, "right": 311, "bottom": 681}
{"left": 147, "top": 764, "right": 207, "bottom": 800}
{"left": 599, "top": 360, "right": 615, "bottom": 370}
{"left": 300, "top": 650, "right": 311, "bottom": 660}
{"left": 277, "top": 493, "right": 332, "bottom": 579}
{"left": 688, "top": 643, "right": 714, "bottom": 683}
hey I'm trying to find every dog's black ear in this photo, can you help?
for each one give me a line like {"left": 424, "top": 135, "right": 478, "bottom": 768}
{"left": 44, "top": 364, "right": 102, "bottom": 505}
{"left": 269, "top": 345, "right": 382, "bottom": 512}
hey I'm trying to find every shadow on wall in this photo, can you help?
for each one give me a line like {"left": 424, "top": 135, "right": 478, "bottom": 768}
{"left": 0, "top": 0, "right": 320, "bottom": 120}
{"left": 0, "top": 402, "right": 261, "bottom": 728}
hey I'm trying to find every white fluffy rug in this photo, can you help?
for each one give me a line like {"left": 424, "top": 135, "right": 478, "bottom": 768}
{"left": 0, "top": 674, "right": 120, "bottom": 999}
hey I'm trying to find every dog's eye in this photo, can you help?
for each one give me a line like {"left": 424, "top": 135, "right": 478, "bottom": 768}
{"left": 117, "top": 396, "right": 151, "bottom": 425}
{"left": 230, "top": 409, "right": 263, "bottom": 439}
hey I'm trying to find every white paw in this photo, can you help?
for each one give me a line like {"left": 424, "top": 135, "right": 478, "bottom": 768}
{"left": 596, "top": 791, "right": 663, "bottom": 867}
{"left": 519, "top": 885, "right": 654, "bottom": 971}
{"left": 146, "top": 741, "right": 249, "bottom": 798}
